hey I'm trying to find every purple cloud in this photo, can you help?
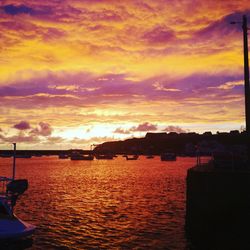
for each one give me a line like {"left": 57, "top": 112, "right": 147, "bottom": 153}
{"left": 193, "top": 11, "right": 250, "bottom": 41}
{"left": 1, "top": 4, "right": 53, "bottom": 16}
{"left": 93, "top": 10, "right": 123, "bottom": 22}
{"left": 2, "top": 5, "right": 34, "bottom": 15}
{"left": 131, "top": 122, "right": 158, "bottom": 132}
{"left": 0, "top": 70, "right": 245, "bottom": 113}
{"left": 142, "top": 26, "right": 175, "bottom": 44}
{"left": 13, "top": 121, "right": 31, "bottom": 130}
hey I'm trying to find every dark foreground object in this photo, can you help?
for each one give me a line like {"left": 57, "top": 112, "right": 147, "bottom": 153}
{"left": 186, "top": 163, "right": 250, "bottom": 249}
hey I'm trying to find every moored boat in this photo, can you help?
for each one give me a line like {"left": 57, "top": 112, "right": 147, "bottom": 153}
{"left": 0, "top": 144, "right": 36, "bottom": 240}
{"left": 125, "top": 155, "right": 139, "bottom": 160}
{"left": 15, "top": 154, "right": 32, "bottom": 159}
{"left": 0, "top": 153, "right": 12, "bottom": 158}
{"left": 95, "top": 154, "right": 113, "bottom": 160}
{"left": 70, "top": 153, "right": 94, "bottom": 160}
{"left": 58, "top": 153, "right": 69, "bottom": 159}
{"left": 161, "top": 152, "right": 176, "bottom": 161}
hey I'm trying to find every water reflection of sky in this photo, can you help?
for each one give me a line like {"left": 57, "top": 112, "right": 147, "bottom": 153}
{"left": 1, "top": 156, "right": 210, "bottom": 249}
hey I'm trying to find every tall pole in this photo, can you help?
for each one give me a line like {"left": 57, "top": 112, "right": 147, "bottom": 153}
{"left": 242, "top": 15, "right": 250, "bottom": 161}
{"left": 243, "top": 15, "right": 250, "bottom": 133}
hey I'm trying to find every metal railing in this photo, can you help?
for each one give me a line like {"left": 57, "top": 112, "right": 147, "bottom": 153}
{"left": 0, "top": 176, "right": 13, "bottom": 195}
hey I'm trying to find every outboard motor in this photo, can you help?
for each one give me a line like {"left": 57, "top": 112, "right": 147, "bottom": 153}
{"left": 6, "top": 179, "right": 28, "bottom": 208}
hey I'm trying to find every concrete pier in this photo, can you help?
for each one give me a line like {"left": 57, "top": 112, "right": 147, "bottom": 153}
{"left": 186, "top": 163, "right": 250, "bottom": 248}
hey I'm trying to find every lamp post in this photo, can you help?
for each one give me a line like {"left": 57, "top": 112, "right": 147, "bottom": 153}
{"left": 242, "top": 15, "right": 250, "bottom": 138}
{"left": 231, "top": 15, "right": 250, "bottom": 161}
{"left": 242, "top": 15, "right": 250, "bottom": 162}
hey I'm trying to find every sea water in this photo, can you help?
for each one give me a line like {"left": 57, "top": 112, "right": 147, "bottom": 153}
{"left": 0, "top": 156, "right": 209, "bottom": 249}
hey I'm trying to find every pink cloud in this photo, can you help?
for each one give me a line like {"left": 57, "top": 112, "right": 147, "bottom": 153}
{"left": 114, "top": 122, "right": 158, "bottom": 134}
{"left": 131, "top": 122, "right": 158, "bottom": 132}
{"left": 0, "top": 121, "right": 54, "bottom": 145}
{"left": 30, "top": 122, "right": 53, "bottom": 136}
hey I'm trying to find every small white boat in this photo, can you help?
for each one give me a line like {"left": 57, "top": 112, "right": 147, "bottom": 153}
{"left": 0, "top": 143, "right": 36, "bottom": 240}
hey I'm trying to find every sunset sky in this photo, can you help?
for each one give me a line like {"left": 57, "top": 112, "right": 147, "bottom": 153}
{"left": 0, "top": 0, "right": 249, "bottom": 149}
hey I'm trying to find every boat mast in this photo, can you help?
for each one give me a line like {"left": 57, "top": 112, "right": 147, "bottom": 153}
{"left": 12, "top": 143, "right": 16, "bottom": 180}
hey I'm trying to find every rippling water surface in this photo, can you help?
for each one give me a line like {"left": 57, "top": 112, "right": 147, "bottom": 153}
{"left": 1, "top": 156, "right": 209, "bottom": 249}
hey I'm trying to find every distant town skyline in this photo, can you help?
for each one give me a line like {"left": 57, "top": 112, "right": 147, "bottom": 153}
{"left": 0, "top": 0, "right": 249, "bottom": 149}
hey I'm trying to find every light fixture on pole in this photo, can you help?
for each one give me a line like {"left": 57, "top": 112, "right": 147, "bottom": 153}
{"left": 231, "top": 15, "right": 250, "bottom": 162}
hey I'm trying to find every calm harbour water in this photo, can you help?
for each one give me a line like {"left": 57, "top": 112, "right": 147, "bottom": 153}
{"left": 1, "top": 156, "right": 209, "bottom": 249}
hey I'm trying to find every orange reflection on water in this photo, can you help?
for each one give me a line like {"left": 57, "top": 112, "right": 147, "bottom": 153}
{"left": 0, "top": 156, "right": 210, "bottom": 249}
